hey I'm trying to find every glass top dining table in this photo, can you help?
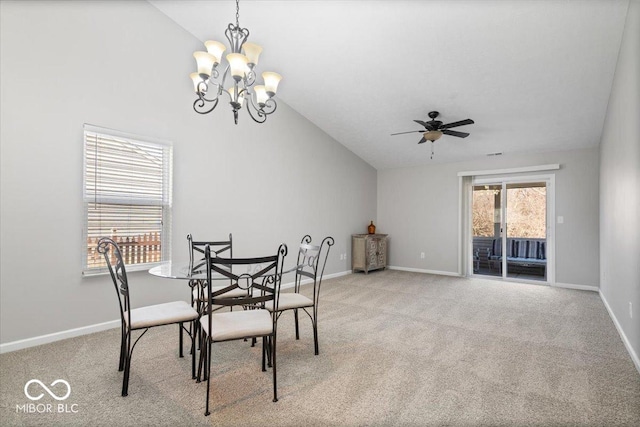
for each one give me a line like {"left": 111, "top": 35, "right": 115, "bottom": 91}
{"left": 148, "top": 261, "right": 301, "bottom": 281}
{"left": 148, "top": 262, "right": 207, "bottom": 280}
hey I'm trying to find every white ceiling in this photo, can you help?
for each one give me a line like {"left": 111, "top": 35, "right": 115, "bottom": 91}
{"left": 149, "top": 0, "right": 629, "bottom": 170}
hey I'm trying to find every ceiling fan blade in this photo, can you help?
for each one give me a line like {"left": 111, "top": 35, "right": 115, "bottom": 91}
{"left": 391, "top": 130, "right": 423, "bottom": 136}
{"left": 413, "top": 120, "right": 429, "bottom": 127}
{"left": 418, "top": 137, "right": 427, "bottom": 144}
{"left": 440, "top": 119, "right": 474, "bottom": 129}
{"left": 442, "top": 129, "right": 470, "bottom": 138}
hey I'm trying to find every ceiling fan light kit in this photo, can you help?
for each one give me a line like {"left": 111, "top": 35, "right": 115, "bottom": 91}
{"left": 422, "top": 130, "right": 443, "bottom": 141}
{"left": 190, "top": 0, "right": 282, "bottom": 124}
{"left": 391, "top": 111, "right": 474, "bottom": 159}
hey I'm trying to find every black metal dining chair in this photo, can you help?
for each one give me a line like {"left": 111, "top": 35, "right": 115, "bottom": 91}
{"left": 199, "top": 243, "right": 287, "bottom": 416}
{"left": 97, "top": 237, "right": 199, "bottom": 396}
{"left": 187, "top": 234, "right": 249, "bottom": 305}
{"left": 265, "top": 235, "right": 334, "bottom": 355}
{"left": 185, "top": 234, "right": 253, "bottom": 368}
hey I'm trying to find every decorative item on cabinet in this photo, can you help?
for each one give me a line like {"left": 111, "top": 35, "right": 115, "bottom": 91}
{"left": 352, "top": 234, "right": 388, "bottom": 274}
{"left": 367, "top": 221, "right": 376, "bottom": 234}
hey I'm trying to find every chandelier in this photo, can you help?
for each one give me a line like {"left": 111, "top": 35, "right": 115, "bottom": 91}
{"left": 190, "top": 0, "right": 282, "bottom": 124}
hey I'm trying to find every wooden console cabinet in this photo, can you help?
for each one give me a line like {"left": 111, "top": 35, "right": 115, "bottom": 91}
{"left": 352, "top": 234, "right": 388, "bottom": 274}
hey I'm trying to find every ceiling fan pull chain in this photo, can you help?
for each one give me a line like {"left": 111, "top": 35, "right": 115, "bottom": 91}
{"left": 431, "top": 141, "right": 434, "bottom": 159}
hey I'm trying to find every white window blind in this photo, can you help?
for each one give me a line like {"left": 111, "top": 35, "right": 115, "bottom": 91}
{"left": 83, "top": 125, "right": 172, "bottom": 275}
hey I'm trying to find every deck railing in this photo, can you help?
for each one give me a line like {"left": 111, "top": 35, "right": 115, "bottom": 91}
{"left": 473, "top": 236, "right": 546, "bottom": 276}
{"left": 87, "top": 232, "right": 162, "bottom": 269}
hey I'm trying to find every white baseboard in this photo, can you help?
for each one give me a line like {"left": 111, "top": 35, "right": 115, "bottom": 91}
{"left": 599, "top": 292, "right": 640, "bottom": 375}
{"left": 388, "top": 265, "right": 462, "bottom": 277}
{"left": 0, "top": 319, "right": 120, "bottom": 354}
{"left": 552, "top": 282, "right": 599, "bottom": 292}
{"left": 0, "top": 270, "right": 354, "bottom": 354}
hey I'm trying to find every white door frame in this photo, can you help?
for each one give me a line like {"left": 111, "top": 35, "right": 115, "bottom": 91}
{"left": 467, "top": 174, "right": 556, "bottom": 284}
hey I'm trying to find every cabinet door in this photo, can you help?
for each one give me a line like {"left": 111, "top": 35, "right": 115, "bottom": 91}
{"left": 367, "top": 238, "right": 378, "bottom": 268}
{"left": 377, "top": 237, "right": 386, "bottom": 266}
{"left": 353, "top": 236, "right": 370, "bottom": 272}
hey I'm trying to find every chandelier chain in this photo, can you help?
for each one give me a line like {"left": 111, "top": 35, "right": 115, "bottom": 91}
{"left": 236, "top": 0, "right": 240, "bottom": 28}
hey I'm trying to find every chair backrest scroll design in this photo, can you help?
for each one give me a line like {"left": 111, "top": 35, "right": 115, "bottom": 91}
{"left": 188, "top": 233, "right": 233, "bottom": 272}
{"left": 188, "top": 233, "right": 233, "bottom": 301}
{"left": 294, "top": 235, "right": 334, "bottom": 307}
{"left": 97, "top": 237, "right": 131, "bottom": 329}
{"left": 203, "top": 244, "right": 287, "bottom": 328}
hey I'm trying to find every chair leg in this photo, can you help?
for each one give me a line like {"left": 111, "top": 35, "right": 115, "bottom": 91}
{"left": 261, "top": 337, "right": 267, "bottom": 372}
{"left": 191, "top": 321, "right": 197, "bottom": 380}
{"left": 294, "top": 309, "right": 300, "bottom": 340}
{"left": 272, "top": 332, "right": 278, "bottom": 402}
{"left": 266, "top": 336, "right": 272, "bottom": 368}
{"left": 197, "top": 331, "right": 206, "bottom": 382}
{"left": 122, "top": 332, "right": 132, "bottom": 397}
{"left": 118, "top": 323, "right": 126, "bottom": 372}
{"left": 204, "top": 339, "right": 212, "bottom": 416}
{"left": 313, "top": 319, "right": 319, "bottom": 356}
{"left": 179, "top": 322, "right": 184, "bottom": 358}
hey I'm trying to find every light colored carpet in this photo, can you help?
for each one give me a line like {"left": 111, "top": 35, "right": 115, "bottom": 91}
{"left": 1, "top": 270, "right": 639, "bottom": 426}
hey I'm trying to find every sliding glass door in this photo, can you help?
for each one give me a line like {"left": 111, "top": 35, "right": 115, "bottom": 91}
{"left": 505, "top": 183, "right": 547, "bottom": 281}
{"left": 471, "top": 178, "right": 551, "bottom": 283}
{"left": 472, "top": 184, "right": 503, "bottom": 277}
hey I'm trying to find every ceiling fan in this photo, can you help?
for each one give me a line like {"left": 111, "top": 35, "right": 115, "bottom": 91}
{"left": 391, "top": 111, "right": 474, "bottom": 159}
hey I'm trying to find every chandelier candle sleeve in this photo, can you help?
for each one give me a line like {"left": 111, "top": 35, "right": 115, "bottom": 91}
{"left": 190, "top": 0, "right": 282, "bottom": 124}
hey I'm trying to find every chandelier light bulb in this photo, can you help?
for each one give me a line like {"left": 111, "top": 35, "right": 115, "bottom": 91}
{"left": 204, "top": 40, "right": 226, "bottom": 64}
{"left": 253, "top": 85, "right": 268, "bottom": 107}
{"left": 189, "top": 73, "right": 204, "bottom": 93}
{"left": 228, "top": 86, "right": 244, "bottom": 107}
{"left": 227, "top": 53, "right": 249, "bottom": 82}
{"left": 193, "top": 51, "right": 216, "bottom": 78}
{"left": 262, "top": 72, "right": 282, "bottom": 97}
{"left": 242, "top": 42, "right": 263, "bottom": 67}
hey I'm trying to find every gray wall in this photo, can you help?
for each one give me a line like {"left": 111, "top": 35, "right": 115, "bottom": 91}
{"left": 378, "top": 147, "right": 600, "bottom": 287}
{"left": 0, "top": 1, "right": 376, "bottom": 344}
{"left": 599, "top": 0, "right": 640, "bottom": 360}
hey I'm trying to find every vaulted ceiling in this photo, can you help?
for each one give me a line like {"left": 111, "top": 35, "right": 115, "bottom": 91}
{"left": 149, "top": 0, "right": 629, "bottom": 169}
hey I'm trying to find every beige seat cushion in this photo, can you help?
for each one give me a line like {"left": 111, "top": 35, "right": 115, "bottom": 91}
{"left": 193, "top": 285, "right": 247, "bottom": 301}
{"left": 126, "top": 301, "right": 198, "bottom": 329}
{"left": 200, "top": 309, "right": 272, "bottom": 342}
{"left": 264, "top": 293, "right": 313, "bottom": 312}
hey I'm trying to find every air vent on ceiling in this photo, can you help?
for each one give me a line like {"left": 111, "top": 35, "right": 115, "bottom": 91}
{"left": 486, "top": 152, "right": 503, "bottom": 156}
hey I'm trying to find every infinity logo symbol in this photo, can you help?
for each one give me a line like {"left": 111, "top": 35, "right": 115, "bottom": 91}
{"left": 24, "top": 379, "right": 71, "bottom": 401}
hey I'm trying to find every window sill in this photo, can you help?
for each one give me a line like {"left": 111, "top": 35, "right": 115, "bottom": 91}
{"left": 82, "top": 261, "right": 164, "bottom": 277}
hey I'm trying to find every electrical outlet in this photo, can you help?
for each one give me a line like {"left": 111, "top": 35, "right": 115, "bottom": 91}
{"left": 420, "top": 252, "right": 425, "bottom": 259}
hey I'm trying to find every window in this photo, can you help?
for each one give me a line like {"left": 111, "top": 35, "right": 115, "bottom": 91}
{"left": 82, "top": 125, "right": 172, "bottom": 275}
